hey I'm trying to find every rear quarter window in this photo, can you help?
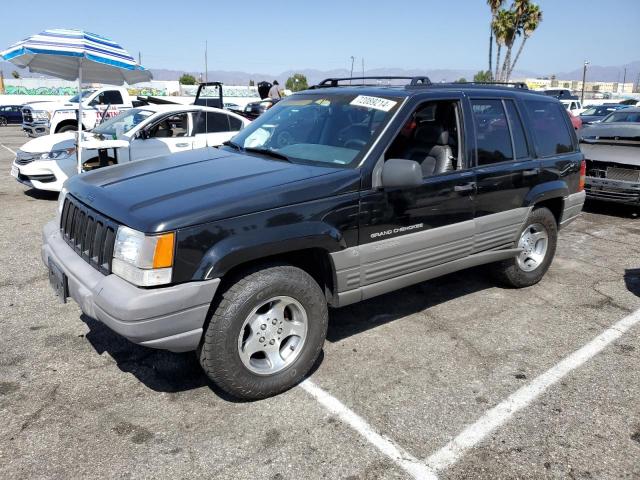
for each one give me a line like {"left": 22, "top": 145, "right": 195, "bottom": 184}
{"left": 522, "top": 100, "right": 575, "bottom": 157}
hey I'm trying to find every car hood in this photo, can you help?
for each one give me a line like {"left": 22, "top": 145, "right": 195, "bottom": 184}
{"left": 66, "top": 149, "right": 361, "bottom": 232}
{"left": 25, "top": 101, "right": 75, "bottom": 112}
{"left": 21, "top": 132, "right": 76, "bottom": 154}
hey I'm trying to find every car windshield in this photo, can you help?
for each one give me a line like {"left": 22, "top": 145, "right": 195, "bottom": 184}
{"left": 92, "top": 108, "right": 154, "bottom": 137}
{"left": 602, "top": 111, "right": 640, "bottom": 123}
{"left": 229, "top": 93, "right": 402, "bottom": 167}
{"left": 68, "top": 90, "right": 96, "bottom": 103}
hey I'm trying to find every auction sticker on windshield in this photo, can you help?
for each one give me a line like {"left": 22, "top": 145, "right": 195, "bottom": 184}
{"left": 350, "top": 95, "right": 397, "bottom": 112}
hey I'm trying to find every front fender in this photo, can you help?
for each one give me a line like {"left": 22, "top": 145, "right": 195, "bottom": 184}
{"left": 191, "top": 221, "right": 346, "bottom": 280}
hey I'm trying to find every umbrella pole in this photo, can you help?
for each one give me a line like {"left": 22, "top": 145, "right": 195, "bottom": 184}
{"left": 77, "top": 63, "right": 82, "bottom": 174}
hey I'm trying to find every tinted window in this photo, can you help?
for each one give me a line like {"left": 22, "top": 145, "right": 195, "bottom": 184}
{"left": 195, "top": 112, "right": 230, "bottom": 133}
{"left": 102, "top": 90, "right": 124, "bottom": 105}
{"left": 471, "top": 99, "right": 513, "bottom": 165}
{"left": 228, "top": 115, "right": 243, "bottom": 131}
{"left": 504, "top": 100, "right": 529, "bottom": 159}
{"left": 523, "top": 100, "right": 574, "bottom": 157}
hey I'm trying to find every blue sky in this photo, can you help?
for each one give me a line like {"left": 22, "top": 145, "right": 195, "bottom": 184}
{"left": 1, "top": 0, "right": 638, "bottom": 75}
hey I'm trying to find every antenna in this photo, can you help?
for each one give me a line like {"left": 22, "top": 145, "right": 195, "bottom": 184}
{"left": 204, "top": 41, "right": 208, "bottom": 83}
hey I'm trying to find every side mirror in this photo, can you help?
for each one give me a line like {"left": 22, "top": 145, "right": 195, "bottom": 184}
{"left": 381, "top": 159, "right": 423, "bottom": 188}
{"left": 138, "top": 129, "right": 150, "bottom": 140}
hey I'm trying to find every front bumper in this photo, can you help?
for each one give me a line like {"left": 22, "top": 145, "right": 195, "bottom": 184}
{"left": 585, "top": 177, "right": 640, "bottom": 205}
{"left": 41, "top": 221, "right": 220, "bottom": 352}
{"left": 11, "top": 158, "right": 75, "bottom": 192}
{"left": 22, "top": 122, "right": 50, "bottom": 137}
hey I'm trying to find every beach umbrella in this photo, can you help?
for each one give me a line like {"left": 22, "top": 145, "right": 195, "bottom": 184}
{"left": 0, "top": 29, "right": 152, "bottom": 173}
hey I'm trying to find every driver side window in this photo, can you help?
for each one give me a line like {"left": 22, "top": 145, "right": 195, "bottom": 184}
{"left": 148, "top": 113, "right": 189, "bottom": 138}
{"left": 385, "top": 100, "right": 463, "bottom": 178}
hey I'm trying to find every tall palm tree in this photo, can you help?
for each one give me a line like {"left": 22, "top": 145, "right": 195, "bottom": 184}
{"left": 487, "top": 0, "right": 504, "bottom": 79}
{"left": 499, "top": 0, "right": 528, "bottom": 82}
{"left": 507, "top": 4, "right": 542, "bottom": 80}
{"left": 493, "top": 9, "right": 514, "bottom": 81}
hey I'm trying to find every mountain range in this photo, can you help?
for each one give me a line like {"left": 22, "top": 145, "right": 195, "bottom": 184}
{"left": 2, "top": 61, "right": 639, "bottom": 85}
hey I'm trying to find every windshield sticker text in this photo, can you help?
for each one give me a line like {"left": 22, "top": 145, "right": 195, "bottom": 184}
{"left": 350, "top": 95, "right": 397, "bottom": 112}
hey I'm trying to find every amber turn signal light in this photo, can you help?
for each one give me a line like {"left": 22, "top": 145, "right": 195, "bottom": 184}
{"left": 152, "top": 232, "right": 175, "bottom": 269}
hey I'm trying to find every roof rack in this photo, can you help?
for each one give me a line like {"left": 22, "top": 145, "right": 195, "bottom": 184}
{"left": 432, "top": 81, "right": 530, "bottom": 90}
{"left": 310, "top": 76, "right": 432, "bottom": 89}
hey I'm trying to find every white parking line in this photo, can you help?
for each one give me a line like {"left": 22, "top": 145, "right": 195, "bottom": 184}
{"left": 425, "top": 308, "right": 640, "bottom": 472}
{"left": 1, "top": 144, "right": 16, "bottom": 155}
{"left": 299, "top": 380, "right": 438, "bottom": 480}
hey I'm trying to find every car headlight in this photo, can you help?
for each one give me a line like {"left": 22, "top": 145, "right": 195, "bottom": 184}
{"left": 112, "top": 226, "right": 175, "bottom": 287}
{"left": 35, "top": 148, "right": 76, "bottom": 161}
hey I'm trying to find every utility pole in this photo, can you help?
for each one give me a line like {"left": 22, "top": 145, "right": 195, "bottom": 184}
{"left": 361, "top": 57, "right": 364, "bottom": 85}
{"left": 622, "top": 67, "right": 627, "bottom": 94}
{"left": 581, "top": 60, "right": 590, "bottom": 104}
{"left": 204, "top": 41, "right": 208, "bottom": 83}
{"left": 138, "top": 51, "right": 142, "bottom": 65}
{"left": 349, "top": 56, "right": 355, "bottom": 84}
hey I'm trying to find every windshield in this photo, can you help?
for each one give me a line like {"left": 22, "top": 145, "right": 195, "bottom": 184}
{"left": 92, "top": 108, "right": 154, "bottom": 137}
{"left": 602, "top": 111, "right": 640, "bottom": 123}
{"left": 68, "top": 90, "right": 96, "bottom": 103}
{"left": 229, "top": 93, "right": 402, "bottom": 167}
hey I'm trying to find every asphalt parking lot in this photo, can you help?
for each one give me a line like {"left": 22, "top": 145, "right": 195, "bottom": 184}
{"left": 1, "top": 124, "right": 639, "bottom": 480}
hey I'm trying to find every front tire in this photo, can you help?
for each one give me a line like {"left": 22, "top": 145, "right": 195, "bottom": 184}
{"left": 199, "top": 265, "right": 328, "bottom": 400}
{"left": 57, "top": 124, "right": 79, "bottom": 133}
{"left": 491, "top": 206, "right": 558, "bottom": 288}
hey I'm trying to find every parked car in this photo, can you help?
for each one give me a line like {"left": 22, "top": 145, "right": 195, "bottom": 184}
{"left": 579, "top": 104, "right": 628, "bottom": 125}
{"left": 243, "top": 98, "right": 277, "bottom": 119}
{"left": 21, "top": 86, "right": 135, "bottom": 137}
{"left": 619, "top": 99, "right": 640, "bottom": 107}
{"left": 560, "top": 99, "right": 584, "bottom": 116}
{"left": 11, "top": 104, "right": 249, "bottom": 192}
{"left": 580, "top": 107, "right": 640, "bottom": 205}
{"left": 543, "top": 89, "right": 577, "bottom": 100}
{"left": 42, "top": 77, "right": 585, "bottom": 399}
{"left": 567, "top": 110, "right": 582, "bottom": 130}
{"left": 0, "top": 104, "right": 24, "bottom": 126}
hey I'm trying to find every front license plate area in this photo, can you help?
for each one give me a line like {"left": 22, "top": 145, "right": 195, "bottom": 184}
{"left": 48, "top": 258, "right": 68, "bottom": 303}
{"left": 10, "top": 165, "right": 19, "bottom": 178}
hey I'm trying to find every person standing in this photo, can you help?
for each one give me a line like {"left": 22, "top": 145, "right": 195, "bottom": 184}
{"left": 268, "top": 80, "right": 282, "bottom": 100}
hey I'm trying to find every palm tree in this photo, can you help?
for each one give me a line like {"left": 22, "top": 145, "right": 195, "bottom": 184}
{"left": 493, "top": 9, "right": 513, "bottom": 81}
{"left": 499, "top": 0, "right": 528, "bottom": 82}
{"left": 507, "top": 4, "right": 542, "bottom": 80}
{"left": 487, "top": 0, "right": 504, "bottom": 79}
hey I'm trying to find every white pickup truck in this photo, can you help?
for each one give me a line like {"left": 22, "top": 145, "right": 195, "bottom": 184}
{"left": 21, "top": 86, "right": 134, "bottom": 137}
{"left": 12, "top": 104, "right": 250, "bottom": 192}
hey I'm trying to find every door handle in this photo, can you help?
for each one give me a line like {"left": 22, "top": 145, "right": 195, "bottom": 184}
{"left": 522, "top": 168, "right": 538, "bottom": 177}
{"left": 454, "top": 182, "right": 476, "bottom": 193}
{"left": 176, "top": 142, "right": 190, "bottom": 148}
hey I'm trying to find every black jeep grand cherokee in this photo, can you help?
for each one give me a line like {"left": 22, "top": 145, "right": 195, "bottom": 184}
{"left": 42, "top": 77, "right": 586, "bottom": 399}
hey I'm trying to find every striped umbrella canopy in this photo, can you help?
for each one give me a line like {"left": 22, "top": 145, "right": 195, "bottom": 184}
{"left": 0, "top": 29, "right": 151, "bottom": 84}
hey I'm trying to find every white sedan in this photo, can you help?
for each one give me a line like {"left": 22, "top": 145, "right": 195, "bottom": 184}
{"left": 10, "top": 104, "right": 250, "bottom": 192}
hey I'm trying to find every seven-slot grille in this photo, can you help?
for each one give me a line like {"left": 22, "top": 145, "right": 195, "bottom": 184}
{"left": 60, "top": 196, "right": 118, "bottom": 275}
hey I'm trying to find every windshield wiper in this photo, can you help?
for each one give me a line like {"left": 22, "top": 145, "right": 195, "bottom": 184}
{"left": 222, "top": 140, "right": 241, "bottom": 150}
{"left": 243, "top": 147, "right": 293, "bottom": 162}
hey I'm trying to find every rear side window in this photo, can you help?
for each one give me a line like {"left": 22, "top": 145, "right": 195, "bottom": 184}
{"left": 471, "top": 99, "right": 513, "bottom": 165}
{"left": 228, "top": 115, "right": 243, "bottom": 131}
{"left": 523, "top": 100, "right": 574, "bottom": 157}
{"left": 503, "top": 100, "right": 529, "bottom": 159}
{"left": 195, "top": 112, "right": 231, "bottom": 133}
{"left": 102, "top": 90, "right": 124, "bottom": 105}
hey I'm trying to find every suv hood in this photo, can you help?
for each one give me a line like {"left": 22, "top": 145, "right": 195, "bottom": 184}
{"left": 66, "top": 149, "right": 360, "bottom": 232}
{"left": 21, "top": 132, "right": 76, "bottom": 153}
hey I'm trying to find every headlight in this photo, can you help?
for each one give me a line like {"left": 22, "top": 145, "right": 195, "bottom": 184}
{"left": 35, "top": 148, "right": 76, "bottom": 161}
{"left": 33, "top": 110, "right": 50, "bottom": 120}
{"left": 112, "top": 226, "right": 175, "bottom": 287}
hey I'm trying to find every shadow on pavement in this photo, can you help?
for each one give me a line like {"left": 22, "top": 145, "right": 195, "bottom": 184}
{"left": 24, "top": 188, "right": 59, "bottom": 201}
{"left": 624, "top": 269, "right": 640, "bottom": 298}
{"left": 327, "top": 268, "right": 495, "bottom": 342}
{"left": 583, "top": 199, "right": 639, "bottom": 219}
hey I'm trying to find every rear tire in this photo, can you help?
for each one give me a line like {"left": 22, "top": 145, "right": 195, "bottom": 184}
{"left": 491, "top": 206, "right": 558, "bottom": 288}
{"left": 199, "top": 265, "right": 328, "bottom": 400}
{"left": 0, "top": 116, "right": 7, "bottom": 127}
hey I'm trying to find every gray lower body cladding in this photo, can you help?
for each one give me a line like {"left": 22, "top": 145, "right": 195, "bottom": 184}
{"left": 41, "top": 221, "right": 220, "bottom": 352}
